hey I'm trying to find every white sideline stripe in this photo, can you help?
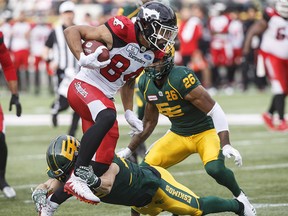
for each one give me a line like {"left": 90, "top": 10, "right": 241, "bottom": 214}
{"left": 5, "top": 114, "right": 264, "bottom": 126}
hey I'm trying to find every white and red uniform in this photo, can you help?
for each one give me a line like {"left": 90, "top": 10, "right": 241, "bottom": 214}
{"left": 178, "top": 16, "right": 203, "bottom": 59}
{"left": 67, "top": 16, "right": 162, "bottom": 164}
{"left": 10, "top": 21, "right": 31, "bottom": 71}
{"left": 259, "top": 7, "right": 288, "bottom": 94}
{"left": 30, "top": 23, "right": 52, "bottom": 74}
{"left": 0, "top": 31, "right": 17, "bottom": 133}
{"left": 209, "top": 14, "right": 233, "bottom": 66}
{"left": 228, "top": 18, "right": 244, "bottom": 65}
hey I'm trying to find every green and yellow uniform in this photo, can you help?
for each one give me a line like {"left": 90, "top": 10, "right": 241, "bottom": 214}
{"left": 95, "top": 155, "right": 204, "bottom": 215}
{"left": 138, "top": 66, "right": 221, "bottom": 167}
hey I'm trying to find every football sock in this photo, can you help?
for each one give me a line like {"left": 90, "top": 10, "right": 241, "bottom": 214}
{"left": 205, "top": 159, "right": 241, "bottom": 197}
{"left": 50, "top": 186, "right": 72, "bottom": 204}
{"left": 75, "top": 108, "right": 116, "bottom": 169}
{"left": 268, "top": 95, "right": 277, "bottom": 114}
{"left": 199, "top": 196, "right": 241, "bottom": 214}
{"left": 0, "top": 132, "right": 8, "bottom": 189}
{"left": 90, "top": 161, "right": 109, "bottom": 176}
{"left": 273, "top": 94, "right": 285, "bottom": 120}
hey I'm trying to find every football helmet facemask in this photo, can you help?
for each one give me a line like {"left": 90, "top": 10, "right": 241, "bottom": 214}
{"left": 275, "top": 0, "right": 288, "bottom": 18}
{"left": 145, "top": 47, "right": 174, "bottom": 80}
{"left": 46, "top": 135, "right": 80, "bottom": 182}
{"left": 136, "top": 1, "right": 178, "bottom": 52}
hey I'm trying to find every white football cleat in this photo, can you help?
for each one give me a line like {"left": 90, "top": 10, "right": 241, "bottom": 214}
{"left": 39, "top": 195, "right": 59, "bottom": 216}
{"left": 3, "top": 186, "right": 16, "bottom": 199}
{"left": 64, "top": 170, "right": 100, "bottom": 205}
{"left": 236, "top": 191, "right": 256, "bottom": 216}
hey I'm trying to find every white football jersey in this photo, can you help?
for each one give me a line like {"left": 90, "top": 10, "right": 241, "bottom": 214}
{"left": 76, "top": 16, "right": 163, "bottom": 98}
{"left": 10, "top": 21, "right": 31, "bottom": 51}
{"left": 260, "top": 7, "right": 288, "bottom": 59}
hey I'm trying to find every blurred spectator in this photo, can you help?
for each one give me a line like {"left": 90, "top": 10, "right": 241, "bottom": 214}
{"left": 0, "top": 10, "right": 14, "bottom": 49}
{"left": 241, "top": 4, "right": 267, "bottom": 91}
{"left": 30, "top": 17, "right": 53, "bottom": 95}
{"left": 243, "top": 0, "right": 288, "bottom": 131}
{"left": 43, "top": 0, "right": 80, "bottom": 136}
{"left": 81, "top": 12, "right": 99, "bottom": 26}
{"left": 10, "top": 10, "right": 31, "bottom": 92}
{"left": 178, "top": 3, "right": 211, "bottom": 88}
{"left": 226, "top": 3, "right": 245, "bottom": 91}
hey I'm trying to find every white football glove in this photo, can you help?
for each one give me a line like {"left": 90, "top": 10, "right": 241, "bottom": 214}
{"left": 124, "top": 110, "right": 143, "bottom": 136}
{"left": 222, "top": 145, "right": 243, "bottom": 167}
{"left": 78, "top": 47, "right": 111, "bottom": 69}
{"left": 117, "top": 147, "right": 133, "bottom": 159}
{"left": 31, "top": 188, "right": 47, "bottom": 212}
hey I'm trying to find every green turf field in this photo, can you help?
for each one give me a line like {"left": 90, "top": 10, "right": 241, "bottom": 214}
{"left": 0, "top": 88, "right": 287, "bottom": 215}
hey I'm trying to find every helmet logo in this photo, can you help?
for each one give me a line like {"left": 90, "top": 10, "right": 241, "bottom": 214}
{"left": 142, "top": 8, "right": 160, "bottom": 21}
{"left": 113, "top": 17, "right": 124, "bottom": 29}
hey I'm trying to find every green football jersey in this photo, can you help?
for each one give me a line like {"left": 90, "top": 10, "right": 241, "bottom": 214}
{"left": 94, "top": 155, "right": 161, "bottom": 207}
{"left": 138, "top": 66, "right": 214, "bottom": 136}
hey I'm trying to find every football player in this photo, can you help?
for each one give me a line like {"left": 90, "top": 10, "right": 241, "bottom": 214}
{"left": 243, "top": 0, "right": 288, "bottom": 131}
{"left": 63, "top": 1, "right": 178, "bottom": 204}
{"left": 117, "top": 49, "right": 257, "bottom": 216}
{"left": 32, "top": 135, "right": 247, "bottom": 216}
{"left": 0, "top": 31, "right": 21, "bottom": 199}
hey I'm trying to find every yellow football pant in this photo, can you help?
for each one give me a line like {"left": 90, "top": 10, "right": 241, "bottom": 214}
{"left": 144, "top": 129, "right": 220, "bottom": 168}
{"left": 133, "top": 166, "right": 203, "bottom": 216}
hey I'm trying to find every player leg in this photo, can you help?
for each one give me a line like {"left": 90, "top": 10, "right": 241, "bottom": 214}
{"left": 133, "top": 166, "right": 243, "bottom": 215}
{"left": 68, "top": 111, "right": 80, "bottom": 137}
{"left": 266, "top": 56, "right": 288, "bottom": 131}
{"left": 64, "top": 79, "right": 117, "bottom": 203}
{"left": 0, "top": 105, "right": 16, "bottom": 198}
{"left": 197, "top": 129, "right": 256, "bottom": 215}
{"left": 142, "top": 130, "right": 193, "bottom": 168}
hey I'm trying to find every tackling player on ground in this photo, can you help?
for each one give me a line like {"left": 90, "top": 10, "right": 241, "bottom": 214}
{"left": 32, "top": 135, "right": 248, "bottom": 216}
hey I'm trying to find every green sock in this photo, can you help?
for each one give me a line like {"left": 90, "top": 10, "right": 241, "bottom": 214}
{"left": 199, "top": 196, "right": 241, "bottom": 215}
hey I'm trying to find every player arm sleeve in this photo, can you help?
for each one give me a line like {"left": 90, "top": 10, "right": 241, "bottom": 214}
{"left": 207, "top": 102, "right": 229, "bottom": 133}
{"left": 0, "top": 32, "right": 17, "bottom": 81}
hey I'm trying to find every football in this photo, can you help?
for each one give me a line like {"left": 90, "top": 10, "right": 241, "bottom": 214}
{"left": 82, "top": 40, "right": 110, "bottom": 62}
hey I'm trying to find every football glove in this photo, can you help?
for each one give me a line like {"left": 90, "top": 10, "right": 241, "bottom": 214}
{"left": 117, "top": 147, "right": 133, "bottom": 159}
{"left": 75, "top": 165, "right": 101, "bottom": 188}
{"left": 124, "top": 110, "right": 143, "bottom": 136}
{"left": 9, "top": 94, "right": 22, "bottom": 117}
{"left": 78, "top": 48, "right": 111, "bottom": 69}
{"left": 31, "top": 188, "right": 48, "bottom": 212}
{"left": 222, "top": 145, "right": 243, "bottom": 167}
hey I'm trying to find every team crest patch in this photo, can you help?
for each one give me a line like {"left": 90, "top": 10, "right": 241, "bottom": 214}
{"left": 148, "top": 95, "right": 158, "bottom": 101}
{"left": 113, "top": 17, "right": 124, "bottom": 29}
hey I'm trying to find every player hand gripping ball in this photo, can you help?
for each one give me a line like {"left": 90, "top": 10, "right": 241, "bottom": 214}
{"left": 79, "top": 40, "right": 111, "bottom": 69}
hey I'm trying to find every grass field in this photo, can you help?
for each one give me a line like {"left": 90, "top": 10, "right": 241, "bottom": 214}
{"left": 0, "top": 88, "right": 287, "bottom": 215}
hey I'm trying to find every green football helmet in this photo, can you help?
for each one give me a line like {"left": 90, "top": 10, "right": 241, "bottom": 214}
{"left": 46, "top": 135, "right": 80, "bottom": 182}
